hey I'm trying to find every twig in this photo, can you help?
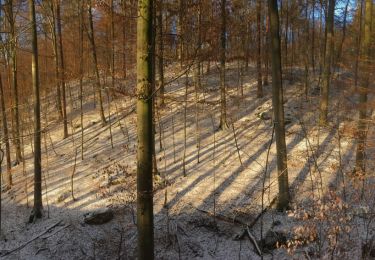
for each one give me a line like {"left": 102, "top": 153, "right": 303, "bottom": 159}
{"left": 248, "top": 196, "right": 277, "bottom": 229}
{"left": 41, "top": 224, "right": 70, "bottom": 239}
{"left": 231, "top": 122, "right": 243, "bottom": 166}
{"left": 261, "top": 123, "right": 275, "bottom": 247}
{"left": 304, "top": 249, "right": 312, "bottom": 260}
{"left": 246, "top": 226, "right": 262, "bottom": 256}
{"left": 296, "top": 114, "right": 324, "bottom": 194}
{"left": 116, "top": 228, "right": 124, "bottom": 260}
{"left": 1, "top": 220, "right": 63, "bottom": 257}
{"left": 35, "top": 247, "right": 48, "bottom": 255}
{"left": 71, "top": 148, "right": 78, "bottom": 201}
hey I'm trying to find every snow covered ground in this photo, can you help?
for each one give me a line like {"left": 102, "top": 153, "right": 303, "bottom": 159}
{"left": 0, "top": 63, "right": 374, "bottom": 259}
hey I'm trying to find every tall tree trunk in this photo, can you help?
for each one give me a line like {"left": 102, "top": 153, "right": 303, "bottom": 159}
{"left": 263, "top": 10, "right": 269, "bottom": 86}
{"left": 311, "top": 1, "right": 315, "bottom": 74}
{"left": 354, "top": 0, "right": 364, "bottom": 88}
{"left": 157, "top": 0, "right": 164, "bottom": 106}
{"left": 245, "top": 22, "right": 250, "bottom": 70}
{"left": 355, "top": 0, "right": 372, "bottom": 173}
{"left": 151, "top": 0, "right": 158, "bottom": 176}
{"left": 7, "top": 0, "right": 22, "bottom": 163}
{"left": 256, "top": 0, "right": 263, "bottom": 97}
{"left": 304, "top": 0, "right": 310, "bottom": 98}
{"left": 319, "top": 0, "right": 335, "bottom": 126}
{"left": 29, "top": 0, "right": 43, "bottom": 221}
{"left": 219, "top": 0, "right": 228, "bottom": 130}
{"left": 178, "top": 0, "right": 184, "bottom": 66}
{"left": 0, "top": 69, "right": 12, "bottom": 188}
{"left": 284, "top": 0, "right": 289, "bottom": 75}
{"left": 79, "top": 0, "right": 84, "bottom": 160}
{"left": 122, "top": 0, "right": 127, "bottom": 78}
{"left": 56, "top": 0, "right": 68, "bottom": 139}
{"left": 87, "top": 0, "right": 107, "bottom": 125}
{"left": 194, "top": 0, "right": 202, "bottom": 161}
{"left": 107, "top": 0, "right": 114, "bottom": 148}
{"left": 0, "top": 145, "right": 2, "bottom": 233}
{"left": 136, "top": 0, "right": 154, "bottom": 258}
{"left": 268, "top": 0, "right": 290, "bottom": 211}
{"left": 196, "top": 0, "right": 202, "bottom": 92}
{"left": 335, "top": 0, "right": 350, "bottom": 65}
{"left": 46, "top": 0, "right": 63, "bottom": 120}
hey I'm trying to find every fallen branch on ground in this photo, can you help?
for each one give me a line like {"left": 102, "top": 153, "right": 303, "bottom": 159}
{"left": 247, "top": 226, "right": 262, "bottom": 256}
{"left": 41, "top": 224, "right": 70, "bottom": 239}
{"left": 1, "top": 220, "right": 63, "bottom": 257}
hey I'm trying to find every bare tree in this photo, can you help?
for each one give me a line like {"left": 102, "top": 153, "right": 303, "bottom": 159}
{"left": 355, "top": 0, "right": 372, "bottom": 174}
{"left": 78, "top": 0, "right": 84, "bottom": 159}
{"left": 219, "top": 0, "right": 229, "bottom": 130}
{"left": 87, "top": 0, "right": 106, "bottom": 125}
{"left": 136, "top": 0, "right": 154, "bottom": 258}
{"left": 56, "top": 0, "right": 68, "bottom": 138}
{"left": 5, "top": 0, "right": 22, "bottom": 163}
{"left": 268, "top": 0, "right": 290, "bottom": 210}
{"left": 29, "top": 0, "right": 43, "bottom": 221}
{"left": 319, "top": 0, "right": 335, "bottom": 125}
{"left": 157, "top": 0, "right": 164, "bottom": 107}
{"left": 0, "top": 68, "right": 11, "bottom": 188}
{"left": 256, "top": 0, "right": 263, "bottom": 98}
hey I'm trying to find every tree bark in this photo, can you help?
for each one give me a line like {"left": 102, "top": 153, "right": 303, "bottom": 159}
{"left": 268, "top": 0, "right": 290, "bottom": 211}
{"left": 45, "top": 0, "right": 63, "bottom": 120}
{"left": 319, "top": 0, "right": 335, "bottom": 125}
{"left": 121, "top": 0, "right": 127, "bottom": 78}
{"left": 263, "top": 9, "right": 270, "bottom": 86}
{"left": 219, "top": 0, "right": 228, "bottom": 130}
{"left": 79, "top": 0, "right": 84, "bottom": 160}
{"left": 6, "top": 0, "right": 22, "bottom": 163}
{"left": 87, "top": 0, "right": 107, "bottom": 125}
{"left": 56, "top": 0, "right": 68, "bottom": 138}
{"left": 157, "top": 0, "right": 164, "bottom": 106}
{"left": 304, "top": 0, "right": 310, "bottom": 98}
{"left": 29, "top": 0, "right": 43, "bottom": 220}
{"left": 0, "top": 68, "right": 12, "bottom": 188}
{"left": 355, "top": 0, "right": 372, "bottom": 173}
{"left": 354, "top": 0, "right": 363, "bottom": 88}
{"left": 256, "top": 0, "right": 263, "bottom": 97}
{"left": 136, "top": 0, "right": 154, "bottom": 258}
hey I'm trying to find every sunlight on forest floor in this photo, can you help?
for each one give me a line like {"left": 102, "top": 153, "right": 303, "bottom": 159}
{"left": 1, "top": 63, "right": 374, "bottom": 259}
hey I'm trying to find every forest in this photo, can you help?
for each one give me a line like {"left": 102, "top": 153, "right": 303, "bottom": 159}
{"left": 0, "top": 0, "right": 374, "bottom": 259}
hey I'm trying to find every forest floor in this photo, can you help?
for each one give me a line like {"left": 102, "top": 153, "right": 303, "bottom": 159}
{"left": 0, "top": 63, "right": 374, "bottom": 260}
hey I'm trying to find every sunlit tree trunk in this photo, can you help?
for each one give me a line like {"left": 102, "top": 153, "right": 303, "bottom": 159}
{"left": 354, "top": 0, "right": 363, "bottom": 88}
{"left": 87, "top": 0, "right": 106, "bottom": 125}
{"left": 355, "top": 0, "right": 372, "bottom": 173}
{"left": 335, "top": 0, "right": 350, "bottom": 65}
{"left": 45, "top": 0, "right": 63, "bottom": 120}
{"left": 157, "top": 0, "right": 164, "bottom": 106}
{"left": 29, "top": 0, "right": 43, "bottom": 221}
{"left": 219, "top": 0, "right": 228, "bottom": 130}
{"left": 6, "top": 0, "right": 22, "bottom": 163}
{"left": 178, "top": 0, "right": 184, "bottom": 66}
{"left": 311, "top": 1, "right": 315, "bottom": 74}
{"left": 263, "top": 10, "right": 269, "bottom": 86}
{"left": 136, "top": 0, "right": 154, "bottom": 258}
{"left": 303, "top": 0, "right": 310, "bottom": 98}
{"left": 79, "top": 0, "right": 84, "bottom": 160}
{"left": 319, "top": 0, "right": 335, "bottom": 125}
{"left": 256, "top": 0, "right": 263, "bottom": 97}
{"left": 56, "top": 0, "right": 68, "bottom": 138}
{"left": 268, "top": 0, "right": 290, "bottom": 211}
{"left": 0, "top": 68, "right": 12, "bottom": 188}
